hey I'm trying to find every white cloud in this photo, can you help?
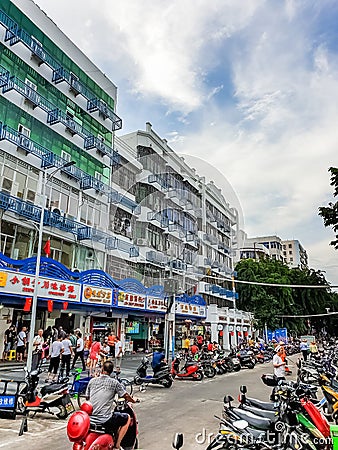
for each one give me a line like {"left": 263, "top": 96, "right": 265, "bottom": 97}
{"left": 33, "top": 0, "right": 338, "bottom": 284}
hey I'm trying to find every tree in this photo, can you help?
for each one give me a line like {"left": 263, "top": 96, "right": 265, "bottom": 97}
{"left": 235, "top": 258, "right": 333, "bottom": 335}
{"left": 319, "top": 167, "right": 338, "bottom": 249}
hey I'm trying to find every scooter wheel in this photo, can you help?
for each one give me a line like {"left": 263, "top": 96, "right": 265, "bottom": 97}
{"left": 195, "top": 371, "right": 204, "bottom": 381}
{"left": 248, "top": 362, "right": 255, "bottom": 369}
{"left": 162, "top": 378, "right": 173, "bottom": 388}
{"left": 56, "top": 404, "right": 68, "bottom": 419}
{"left": 134, "top": 376, "right": 143, "bottom": 386}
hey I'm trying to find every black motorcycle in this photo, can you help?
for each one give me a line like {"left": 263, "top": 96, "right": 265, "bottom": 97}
{"left": 237, "top": 349, "right": 256, "bottom": 369}
{"left": 134, "top": 356, "right": 173, "bottom": 388}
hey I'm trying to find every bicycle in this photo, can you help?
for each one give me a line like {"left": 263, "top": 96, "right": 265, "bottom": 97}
{"left": 92, "top": 359, "right": 133, "bottom": 396}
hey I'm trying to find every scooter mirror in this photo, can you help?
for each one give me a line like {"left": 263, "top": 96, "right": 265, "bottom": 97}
{"left": 233, "top": 419, "right": 249, "bottom": 430}
{"left": 240, "top": 385, "right": 247, "bottom": 394}
{"left": 223, "top": 395, "right": 234, "bottom": 403}
{"left": 172, "top": 433, "right": 184, "bottom": 449}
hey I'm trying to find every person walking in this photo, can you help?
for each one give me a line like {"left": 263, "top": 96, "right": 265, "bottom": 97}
{"left": 3, "top": 325, "right": 15, "bottom": 361}
{"left": 16, "top": 326, "right": 27, "bottom": 362}
{"left": 300, "top": 339, "right": 310, "bottom": 361}
{"left": 46, "top": 336, "right": 64, "bottom": 382}
{"left": 89, "top": 339, "right": 102, "bottom": 377}
{"left": 273, "top": 345, "right": 286, "bottom": 382}
{"left": 71, "top": 331, "right": 86, "bottom": 371}
{"left": 60, "top": 334, "right": 73, "bottom": 377}
{"left": 32, "top": 329, "right": 44, "bottom": 370}
{"left": 114, "top": 336, "right": 124, "bottom": 373}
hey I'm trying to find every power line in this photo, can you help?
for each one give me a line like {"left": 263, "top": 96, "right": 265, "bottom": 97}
{"left": 277, "top": 312, "right": 338, "bottom": 318}
{"left": 195, "top": 273, "right": 334, "bottom": 289}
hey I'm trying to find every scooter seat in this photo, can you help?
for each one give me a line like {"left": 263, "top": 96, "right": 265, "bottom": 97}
{"left": 240, "top": 405, "right": 278, "bottom": 421}
{"left": 40, "top": 383, "right": 67, "bottom": 396}
{"left": 185, "top": 362, "right": 197, "bottom": 367}
{"left": 246, "top": 397, "right": 277, "bottom": 412}
{"left": 232, "top": 408, "right": 272, "bottom": 430}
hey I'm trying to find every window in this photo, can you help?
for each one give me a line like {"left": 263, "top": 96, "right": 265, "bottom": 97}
{"left": 288, "top": 244, "right": 292, "bottom": 248}
{"left": 24, "top": 79, "right": 39, "bottom": 105}
{"left": 1, "top": 166, "right": 14, "bottom": 193}
{"left": 94, "top": 171, "right": 103, "bottom": 181}
{"left": 18, "top": 124, "right": 30, "bottom": 137}
{"left": 61, "top": 151, "right": 71, "bottom": 162}
{"left": 289, "top": 250, "right": 293, "bottom": 255}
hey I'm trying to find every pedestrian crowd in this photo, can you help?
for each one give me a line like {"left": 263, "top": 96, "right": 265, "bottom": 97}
{"left": 2, "top": 324, "right": 125, "bottom": 380}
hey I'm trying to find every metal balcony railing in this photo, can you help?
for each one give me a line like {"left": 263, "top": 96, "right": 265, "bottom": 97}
{"left": 146, "top": 250, "right": 169, "bottom": 265}
{"left": 0, "top": 9, "right": 122, "bottom": 130}
{"left": 84, "top": 136, "right": 120, "bottom": 166}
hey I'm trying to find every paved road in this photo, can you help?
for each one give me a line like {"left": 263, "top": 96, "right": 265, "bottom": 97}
{"left": 0, "top": 356, "right": 299, "bottom": 450}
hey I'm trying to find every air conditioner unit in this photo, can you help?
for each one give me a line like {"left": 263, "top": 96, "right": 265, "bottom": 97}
{"left": 87, "top": 250, "right": 94, "bottom": 259}
{"left": 136, "top": 238, "right": 147, "bottom": 246}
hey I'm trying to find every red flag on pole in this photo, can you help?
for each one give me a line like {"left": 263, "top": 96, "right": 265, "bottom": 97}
{"left": 47, "top": 300, "right": 53, "bottom": 312}
{"left": 63, "top": 302, "right": 68, "bottom": 310}
{"left": 23, "top": 297, "right": 32, "bottom": 312}
{"left": 43, "top": 238, "right": 51, "bottom": 257}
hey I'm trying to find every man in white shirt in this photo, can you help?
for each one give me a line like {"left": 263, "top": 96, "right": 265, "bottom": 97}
{"left": 60, "top": 334, "right": 73, "bottom": 377}
{"left": 47, "top": 336, "right": 64, "bottom": 382}
{"left": 114, "top": 336, "right": 123, "bottom": 373}
{"left": 16, "top": 327, "right": 27, "bottom": 362}
{"left": 32, "top": 329, "right": 44, "bottom": 370}
{"left": 273, "top": 345, "right": 286, "bottom": 381}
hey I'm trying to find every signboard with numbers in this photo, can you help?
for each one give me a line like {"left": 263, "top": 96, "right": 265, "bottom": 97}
{"left": 0, "top": 270, "right": 81, "bottom": 302}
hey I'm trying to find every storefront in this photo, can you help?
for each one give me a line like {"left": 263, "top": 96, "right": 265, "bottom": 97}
{"left": 175, "top": 294, "right": 207, "bottom": 349}
{"left": 206, "top": 304, "right": 253, "bottom": 351}
{"left": 0, "top": 253, "right": 208, "bottom": 355}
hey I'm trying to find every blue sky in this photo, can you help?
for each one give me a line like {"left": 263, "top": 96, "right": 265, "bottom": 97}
{"left": 33, "top": 0, "right": 338, "bottom": 287}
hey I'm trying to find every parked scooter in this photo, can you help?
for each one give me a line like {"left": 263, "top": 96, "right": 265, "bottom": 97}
{"left": 237, "top": 349, "right": 256, "bottom": 369}
{"left": 18, "top": 367, "right": 73, "bottom": 419}
{"left": 171, "top": 357, "right": 204, "bottom": 380}
{"left": 134, "top": 356, "right": 173, "bottom": 388}
{"left": 67, "top": 399, "right": 138, "bottom": 450}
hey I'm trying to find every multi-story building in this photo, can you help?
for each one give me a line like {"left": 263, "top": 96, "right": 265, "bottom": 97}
{"left": 0, "top": 0, "right": 251, "bottom": 353}
{"left": 243, "top": 235, "right": 284, "bottom": 262}
{"left": 282, "top": 239, "right": 308, "bottom": 270}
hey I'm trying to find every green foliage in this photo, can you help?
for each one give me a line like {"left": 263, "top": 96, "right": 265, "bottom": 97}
{"left": 235, "top": 258, "right": 335, "bottom": 335}
{"left": 319, "top": 167, "right": 338, "bottom": 249}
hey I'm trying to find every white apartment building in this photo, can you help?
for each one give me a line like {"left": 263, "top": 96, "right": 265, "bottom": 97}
{"left": 282, "top": 239, "right": 308, "bottom": 270}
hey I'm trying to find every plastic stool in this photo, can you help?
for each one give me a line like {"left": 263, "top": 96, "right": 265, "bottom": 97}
{"left": 7, "top": 350, "right": 16, "bottom": 361}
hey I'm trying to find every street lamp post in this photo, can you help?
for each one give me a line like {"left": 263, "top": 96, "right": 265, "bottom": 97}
{"left": 26, "top": 161, "right": 75, "bottom": 373}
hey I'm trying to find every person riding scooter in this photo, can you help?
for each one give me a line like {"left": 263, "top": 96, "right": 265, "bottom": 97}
{"left": 85, "top": 360, "right": 139, "bottom": 450}
{"left": 152, "top": 348, "right": 167, "bottom": 374}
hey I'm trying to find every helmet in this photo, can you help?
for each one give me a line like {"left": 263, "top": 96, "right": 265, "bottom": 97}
{"left": 80, "top": 401, "right": 93, "bottom": 415}
{"left": 275, "top": 345, "right": 282, "bottom": 353}
{"left": 67, "top": 411, "right": 90, "bottom": 442}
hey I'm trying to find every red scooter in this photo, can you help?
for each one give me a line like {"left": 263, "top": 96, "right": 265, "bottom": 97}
{"left": 67, "top": 399, "right": 138, "bottom": 450}
{"left": 171, "top": 357, "right": 204, "bottom": 380}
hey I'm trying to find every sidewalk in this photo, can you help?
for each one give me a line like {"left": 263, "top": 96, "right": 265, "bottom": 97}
{"left": 0, "top": 351, "right": 147, "bottom": 372}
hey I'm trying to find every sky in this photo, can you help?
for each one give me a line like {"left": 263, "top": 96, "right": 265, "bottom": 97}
{"left": 33, "top": 0, "right": 338, "bottom": 287}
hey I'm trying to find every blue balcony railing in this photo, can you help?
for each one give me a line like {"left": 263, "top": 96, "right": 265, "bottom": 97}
{"left": 84, "top": 135, "right": 120, "bottom": 166}
{"left": 80, "top": 175, "right": 105, "bottom": 193}
{"left": 0, "top": 64, "right": 10, "bottom": 88}
{"left": 0, "top": 9, "right": 122, "bottom": 130}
